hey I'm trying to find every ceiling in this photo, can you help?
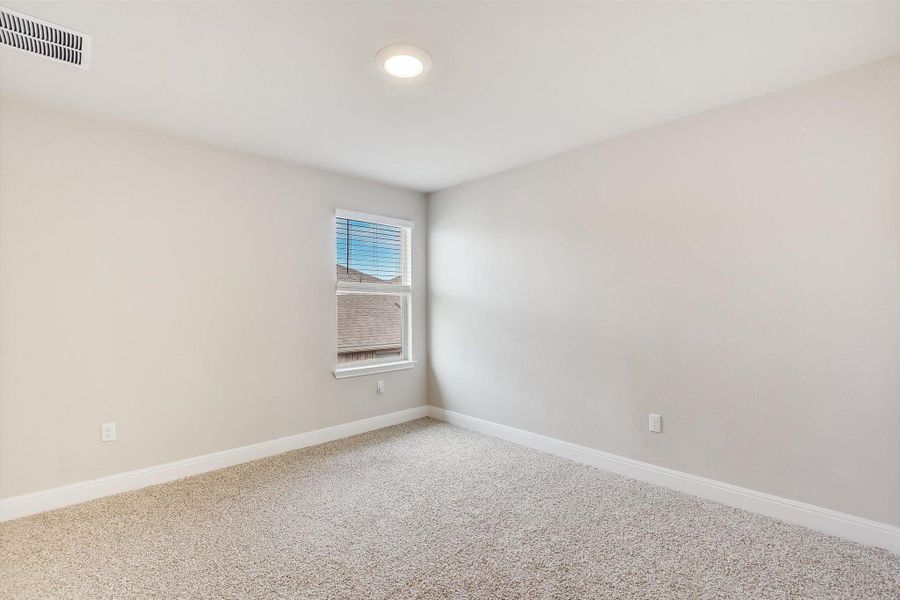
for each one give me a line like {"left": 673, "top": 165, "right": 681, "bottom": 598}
{"left": 1, "top": 2, "right": 899, "bottom": 192}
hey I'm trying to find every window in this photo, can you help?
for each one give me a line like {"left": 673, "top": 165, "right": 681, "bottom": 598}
{"left": 333, "top": 209, "right": 414, "bottom": 378}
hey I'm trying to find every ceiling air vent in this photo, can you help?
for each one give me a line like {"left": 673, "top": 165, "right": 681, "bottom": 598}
{"left": 0, "top": 8, "right": 90, "bottom": 69}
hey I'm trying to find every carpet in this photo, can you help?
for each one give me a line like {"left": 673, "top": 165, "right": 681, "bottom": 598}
{"left": 1, "top": 418, "right": 897, "bottom": 599}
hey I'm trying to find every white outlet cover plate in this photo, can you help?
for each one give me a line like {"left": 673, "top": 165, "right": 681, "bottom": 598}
{"left": 101, "top": 422, "right": 116, "bottom": 442}
{"left": 649, "top": 414, "right": 662, "bottom": 433}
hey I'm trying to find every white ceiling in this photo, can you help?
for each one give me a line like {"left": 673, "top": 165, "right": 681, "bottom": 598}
{"left": 1, "top": 2, "right": 899, "bottom": 192}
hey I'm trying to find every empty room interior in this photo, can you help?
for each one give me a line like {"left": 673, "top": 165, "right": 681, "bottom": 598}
{"left": 1, "top": 1, "right": 899, "bottom": 598}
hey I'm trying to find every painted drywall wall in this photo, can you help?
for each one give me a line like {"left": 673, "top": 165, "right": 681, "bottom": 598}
{"left": 0, "top": 99, "right": 427, "bottom": 499}
{"left": 428, "top": 56, "right": 900, "bottom": 525}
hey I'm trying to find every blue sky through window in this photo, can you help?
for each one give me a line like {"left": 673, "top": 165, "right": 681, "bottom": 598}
{"left": 336, "top": 218, "right": 402, "bottom": 281}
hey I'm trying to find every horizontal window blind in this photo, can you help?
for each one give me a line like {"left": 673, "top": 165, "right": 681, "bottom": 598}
{"left": 336, "top": 217, "right": 410, "bottom": 286}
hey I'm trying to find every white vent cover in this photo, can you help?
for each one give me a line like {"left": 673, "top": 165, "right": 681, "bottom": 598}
{"left": 0, "top": 7, "right": 90, "bottom": 69}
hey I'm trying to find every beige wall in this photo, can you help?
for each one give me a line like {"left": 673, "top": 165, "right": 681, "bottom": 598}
{"left": 0, "top": 99, "right": 427, "bottom": 499}
{"left": 428, "top": 57, "right": 900, "bottom": 525}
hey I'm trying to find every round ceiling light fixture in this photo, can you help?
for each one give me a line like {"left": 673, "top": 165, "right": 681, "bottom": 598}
{"left": 376, "top": 45, "right": 431, "bottom": 79}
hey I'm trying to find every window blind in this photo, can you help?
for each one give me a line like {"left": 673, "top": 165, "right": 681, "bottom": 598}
{"left": 336, "top": 216, "right": 410, "bottom": 287}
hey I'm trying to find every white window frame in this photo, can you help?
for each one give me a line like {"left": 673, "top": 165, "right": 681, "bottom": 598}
{"left": 333, "top": 209, "right": 415, "bottom": 379}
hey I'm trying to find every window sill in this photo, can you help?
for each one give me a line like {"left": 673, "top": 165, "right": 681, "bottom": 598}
{"left": 333, "top": 360, "right": 416, "bottom": 379}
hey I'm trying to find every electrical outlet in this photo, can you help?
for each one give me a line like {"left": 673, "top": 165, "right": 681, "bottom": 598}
{"left": 648, "top": 414, "right": 662, "bottom": 433}
{"left": 101, "top": 422, "right": 116, "bottom": 442}
{"left": 376, "top": 380, "right": 385, "bottom": 395}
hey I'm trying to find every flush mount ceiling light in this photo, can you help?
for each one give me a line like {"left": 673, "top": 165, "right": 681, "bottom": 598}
{"left": 376, "top": 45, "right": 431, "bottom": 79}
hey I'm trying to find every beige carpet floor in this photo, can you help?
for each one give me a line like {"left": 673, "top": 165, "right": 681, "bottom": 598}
{"left": 1, "top": 418, "right": 898, "bottom": 599}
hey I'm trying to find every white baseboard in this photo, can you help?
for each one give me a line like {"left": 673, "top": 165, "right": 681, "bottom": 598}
{"left": 428, "top": 406, "right": 900, "bottom": 554}
{"left": 0, "top": 405, "right": 429, "bottom": 523}
{"left": 5, "top": 404, "right": 896, "bottom": 555}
